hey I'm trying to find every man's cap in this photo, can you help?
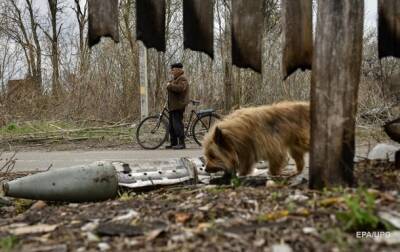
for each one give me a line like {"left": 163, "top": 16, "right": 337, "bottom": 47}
{"left": 171, "top": 63, "right": 183, "bottom": 69}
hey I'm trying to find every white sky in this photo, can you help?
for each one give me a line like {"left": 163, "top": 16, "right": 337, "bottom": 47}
{"left": 365, "top": 0, "right": 378, "bottom": 31}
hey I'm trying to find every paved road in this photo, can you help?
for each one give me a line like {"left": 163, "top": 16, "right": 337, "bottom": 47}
{"left": 1, "top": 144, "right": 392, "bottom": 172}
{"left": 2, "top": 149, "right": 203, "bottom": 172}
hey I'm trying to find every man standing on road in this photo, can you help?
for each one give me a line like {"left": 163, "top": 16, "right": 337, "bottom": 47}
{"left": 166, "top": 63, "right": 190, "bottom": 150}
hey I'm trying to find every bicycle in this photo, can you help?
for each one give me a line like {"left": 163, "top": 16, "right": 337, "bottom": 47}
{"left": 136, "top": 100, "right": 221, "bottom": 149}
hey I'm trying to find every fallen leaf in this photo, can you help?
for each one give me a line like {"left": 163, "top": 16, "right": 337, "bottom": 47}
{"left": 253, "top": 238, "right": 265, "bottom": 247}
{"left": 11, "top": 224, "right": 58, "bottom": 235}
{"left": 319, "top": 197, "right": 344, "bottom": 207}
{"left": 146, "top": 229, "right": 165, "bottom": 241}
{"left": 112, "top": 210, "right": 139, "bottom": 222}
{"left": 84, "top": 232, "right": 99, "bottom": 242}
{"left": 287, "top": 194, "right": 309, "bottom": 203}
{"left": 293, "top": 207, "right": 310, "bottom": 217}
{"left": 266, "top": 180, "right": 278, "bottom": 188}
{"left": 170, "top": 231, "right": 194, "bottom": 242}
{"left": 81, "top": 220, "right": 100, "bottom": 232}
{"left": 199, "top": 203, "right": 213, "bottom": 211}
{"left": 98, "top": 242, "right": 111, "bottom": 251}
{"left": 22, "top": 244, "right": 67, "bottom": 252}
{"left": 378, "top": 192, "right": 397, "bottom": 202}
{"left": 195, "top": 222, "right": 213, "bottom": 232}
{"left": 175, "top": 212, "right": 191, "bottom": 224}
{"left": 30, "top": 201, "right": 47, "bottom": 210}
{"left": 302, "top": 227, "right": 318, "bottom": 235}
{"left": 259, "top": 210, "right": 289, "bottom": 222}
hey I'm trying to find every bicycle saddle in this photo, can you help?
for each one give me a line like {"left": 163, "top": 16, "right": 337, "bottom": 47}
{"left": 191, "top": 100, "right": 201, "bottom": 105}
{"left": 198, "top": 109, "right": 214, "bottom": 116}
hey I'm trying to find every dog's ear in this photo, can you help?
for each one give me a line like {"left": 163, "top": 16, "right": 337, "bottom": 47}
{"left": 214, "top": 127, "right": 229, "bottom": 148}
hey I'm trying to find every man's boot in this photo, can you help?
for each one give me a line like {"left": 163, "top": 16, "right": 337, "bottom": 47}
{"left": 165, "top": 139, "right": 177, "bottom": 149}
{"left": 173, "top": 138, "right": 186, "bottom": 150}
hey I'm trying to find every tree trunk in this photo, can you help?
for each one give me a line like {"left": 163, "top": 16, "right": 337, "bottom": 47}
{"left": 26, "top": 0, "right": 42, "bottom": 93}
{"left": 310, "top": 0, "right": 364, "bottom": 189}
{"left": 7, "top": 0, "right": 39, "bottom": 93}
{"left": 222, "top": 0, "right": 233, "bottom": 113}
{"left": 121, "top": 0, "right": 140, "bottom": 118}
{"left": 48, "top": 0, "right": 61, "bottom": 97}
{"left": 74, "top": 0, "right": 89, "bottom": 74}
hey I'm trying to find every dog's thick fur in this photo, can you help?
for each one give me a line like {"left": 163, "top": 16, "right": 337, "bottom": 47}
{"left": 203, "top": 101, "right": 310, "bottom": 176}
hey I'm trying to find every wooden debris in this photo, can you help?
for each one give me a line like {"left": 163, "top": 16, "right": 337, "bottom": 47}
{"left": 10, "top": 224, "right": 58, "bottom": 235}
{"left": 310, "top": 0, "right": 364, "bottom": 189}
{"left": 0, "top": 123, "right": 131, "bottom": 145}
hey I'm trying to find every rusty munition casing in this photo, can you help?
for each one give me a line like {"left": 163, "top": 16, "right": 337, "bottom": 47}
{"left": 3, "top": 161, "right": 118, "bottom": 203}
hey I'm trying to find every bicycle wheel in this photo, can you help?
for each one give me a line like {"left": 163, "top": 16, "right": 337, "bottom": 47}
{"left": 192, "top": 113, "right": 221, "bottom": 146}
{"left": 136, "top": 116, "right": 169, "bottom": 149}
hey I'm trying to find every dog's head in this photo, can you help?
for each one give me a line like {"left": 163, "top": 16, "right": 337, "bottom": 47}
{"left": 203, "top": 126, "right": 239, "bottom": 174}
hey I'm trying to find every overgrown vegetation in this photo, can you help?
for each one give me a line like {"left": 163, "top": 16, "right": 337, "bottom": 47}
{"left": 0, "top": 120, "right": 135, "bottom": 149}
{"left": 0, "top": 1, "right": 398, "bottom": 126}
{"left": 336, "top": 188, "right": 394, "bottom": 232}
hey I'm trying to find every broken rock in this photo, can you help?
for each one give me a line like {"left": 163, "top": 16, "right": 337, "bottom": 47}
{"left": 271, "top": 243, "right": 293, "bottom": 252}
{"left": 368, "top": 143, "right": 399, "bottom": 162}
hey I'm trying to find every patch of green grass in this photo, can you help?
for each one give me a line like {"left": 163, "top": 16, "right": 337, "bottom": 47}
{"left": 322, "top": 187, "right": 346, "bottom": 196}
{"left": 321, "top": 228, "right": 348, "bottom": 250}
{"left": 230, "top": 176, "right": 241, "bottom": 188}
{"left": 270, "top": 191, "right": 279, "bottom": 201}
{"left": 336, "top": 188, "right": 393, "bottom": 232}
{"left": 14, "top": 199, "right": 33, "bottom": 214}
{"left": 6, "top": 123, "right": 17, "bottom": 131}
{"left": 118, "top": 192, "right": 135, "bottom": 201}
{"left": 1, "top": 121, "right": 73, "bottom": 136}
{"left": 0, "top": 236, "right": 19, "bottom": 251}
{"left": 286, "top": 201, "right": 296, "bottom": 213}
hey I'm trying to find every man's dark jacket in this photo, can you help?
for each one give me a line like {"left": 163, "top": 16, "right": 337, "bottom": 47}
{"left": 167, "top": 71, "right": 189, "bottom": 111}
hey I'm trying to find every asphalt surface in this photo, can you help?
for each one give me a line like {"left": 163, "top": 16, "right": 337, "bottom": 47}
{"left": 1, "top": 144, "right": 391, "bottom": 173}
{"left": 2, "top": 149, "right": 203, "bottom": 172}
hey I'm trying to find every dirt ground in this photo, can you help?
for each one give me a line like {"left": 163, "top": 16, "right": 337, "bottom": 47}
{"left": 1, "top": 124, "right": 399, "bottom": 251}
{"left": 1, "top": 159, "right": 399, "bottom": 252}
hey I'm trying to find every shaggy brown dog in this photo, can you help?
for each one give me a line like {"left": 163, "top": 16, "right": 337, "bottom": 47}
{"left": 203, "top": 101, "right": 310, "bottom": 176}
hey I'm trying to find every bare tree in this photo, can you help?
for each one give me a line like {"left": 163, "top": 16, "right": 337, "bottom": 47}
{"left": 0, "top": 0, "right": 42, "bottom": 92}
{"left": 41, "top": 0, "right": 62, "bottom": 96}
{"left": 119, "top": 0, "right": 140, "bottom": 117}
{"left": 25, "top": 0, "right": 43, "bottom": 91}
{"left": 73, "top": 0, "right": 89, "bottom": 73}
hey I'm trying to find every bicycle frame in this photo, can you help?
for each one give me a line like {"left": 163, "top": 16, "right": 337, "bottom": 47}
{"left": 185, "top": 110, "right": 214, "bottom": 137}
{"left": 157, "top": 104, "right": 212, "bottom": 138}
